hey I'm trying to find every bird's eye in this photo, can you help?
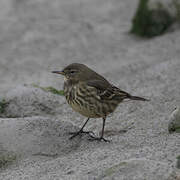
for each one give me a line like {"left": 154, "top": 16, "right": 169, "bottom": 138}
{"left": 70, "top": 70, "right": 76, "bottom": 74}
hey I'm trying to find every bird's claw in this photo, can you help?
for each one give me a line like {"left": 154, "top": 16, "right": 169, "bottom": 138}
{"left": 69, "top": 130, "right": 95, "bottom": 139}
{"left": 88, "top": 136, "right": 110, "bottom": 142}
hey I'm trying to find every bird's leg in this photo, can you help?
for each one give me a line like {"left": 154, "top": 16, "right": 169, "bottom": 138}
{"left": 69, "top": 118, "right": 94, "bottom": 139}
{"left": 89, "top": 117, "right": 110, "bottom": 142}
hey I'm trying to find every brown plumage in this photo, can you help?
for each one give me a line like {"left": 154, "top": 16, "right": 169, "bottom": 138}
{"left": 52, "top": 63, "right": 149, "bottom": 141}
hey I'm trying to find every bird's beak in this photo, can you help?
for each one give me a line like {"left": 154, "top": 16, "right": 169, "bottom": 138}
{"left": 52, "top": 71, "right": 65, "bottom": 76}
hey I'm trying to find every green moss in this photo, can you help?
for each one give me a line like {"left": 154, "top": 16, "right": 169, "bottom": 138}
{"left": 41, "top": 87, "right": 64, "bottom": 96}
{"left": 0, "top": 153, "right": 17, "bottom": 169}
{"left": 172, "top": 0, "right": 180, "bottom": 22}
{"left": 32, "top": 84, "right": 64, "bottom": 96}
{"left": 169, "top": 125, "right": 180, "bottom": 133}
{"left": 175, "top": 127, "right": 180, "bottom": 133}
{"left": 130, "top": 0, "right": 174, "bottom": 38}
{"left": 0, "top": 99, "right": 8, "bottom": 114}
{"left": 131, "top": 0, "right": 150, "bottom": 36}
{"left": 168, "top": 118, "right": 180, "bottom": 133}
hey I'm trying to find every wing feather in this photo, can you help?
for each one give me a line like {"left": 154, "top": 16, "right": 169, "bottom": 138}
{"left": 86, "top": 80, "right": 130, "bottom": 100}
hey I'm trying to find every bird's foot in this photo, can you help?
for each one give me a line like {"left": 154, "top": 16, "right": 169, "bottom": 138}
{"left": 69, "top": 130, "right": 95, "bottom": 139}
{"left": 88, "top": 136, "right": 110, "bottom": 142}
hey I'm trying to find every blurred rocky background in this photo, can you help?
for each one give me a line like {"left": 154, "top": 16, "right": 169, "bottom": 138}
{"left": 0, "top": 0, "right": 180, "bottom": 179}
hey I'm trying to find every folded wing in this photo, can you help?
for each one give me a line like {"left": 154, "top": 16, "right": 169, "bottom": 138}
{"left": 86, "top": 80, "right": 130, "bottom": 101}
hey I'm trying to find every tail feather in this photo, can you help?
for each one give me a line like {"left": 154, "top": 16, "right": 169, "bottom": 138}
{"left": 129, "top": 95, "right": 149, "bottom": 101}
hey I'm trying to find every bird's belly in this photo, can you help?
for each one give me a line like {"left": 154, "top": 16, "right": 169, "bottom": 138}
{"left": 67, "top": 97, "right": 118, "bottom": 118}
{"left": 64, "top": 84, "right": 119, "bottom": 118}
{"left": 69, "top": 100, "right": 101, "bottom": 118}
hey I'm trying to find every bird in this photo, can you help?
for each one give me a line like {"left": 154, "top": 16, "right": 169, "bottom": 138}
{"left": 52, "top": 63, "right": 149, "bottom": 142}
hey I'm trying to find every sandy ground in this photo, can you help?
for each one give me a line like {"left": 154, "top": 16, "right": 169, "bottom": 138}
{"left": 0, "top": 0, "right": 180, "bottom": 179}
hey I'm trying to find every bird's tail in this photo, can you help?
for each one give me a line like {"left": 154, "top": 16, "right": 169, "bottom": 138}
{"left": 128, "top": 95, "right": 149, "bottom": 101}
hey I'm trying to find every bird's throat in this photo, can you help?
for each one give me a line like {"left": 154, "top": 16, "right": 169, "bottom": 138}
{"left": 64, "top": 76, "right": 68, "bottom": 81}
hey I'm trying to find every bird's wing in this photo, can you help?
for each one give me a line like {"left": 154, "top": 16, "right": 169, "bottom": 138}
{"left": 86, "top": 80, "right": 130, "bottom": 100}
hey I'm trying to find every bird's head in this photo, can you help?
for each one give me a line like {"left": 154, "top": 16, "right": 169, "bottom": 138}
{"left": 52, "top": 63, "right": 94, "bottom": 83}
